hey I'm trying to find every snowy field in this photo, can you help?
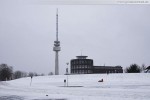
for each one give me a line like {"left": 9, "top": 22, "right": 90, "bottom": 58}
{"left": 0, "top": 73, "right": 150, "bottom": 100}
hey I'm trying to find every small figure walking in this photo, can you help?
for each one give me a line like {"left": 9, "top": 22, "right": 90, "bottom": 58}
{"left": 64, "top": 79, "right": 66, "bottom": 87}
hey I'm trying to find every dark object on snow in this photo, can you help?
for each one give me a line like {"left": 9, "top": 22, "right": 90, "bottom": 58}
{"left": 98, "top": 79, "right": 103, "bottom": 82}
{"left": 46, "top": 95, "right": 48, "bottom": 96}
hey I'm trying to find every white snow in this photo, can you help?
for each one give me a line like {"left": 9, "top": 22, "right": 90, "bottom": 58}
{"left": 0, "top": 73, "right": 150, "bottom": 100}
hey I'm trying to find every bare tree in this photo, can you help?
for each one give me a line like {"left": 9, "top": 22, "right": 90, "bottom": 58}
{"left": 13, "top": 71, "right": 27, "bottom": 79}
{"left": 28, "top": 72, "right": 34, "bottom": 77}
{"left": 141, "top": 64, "right": 147, "bottom": 73}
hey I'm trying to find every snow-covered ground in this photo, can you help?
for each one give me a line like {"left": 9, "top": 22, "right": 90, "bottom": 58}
{"left": 0, "top": 73, "right": 150, "bottom": 100}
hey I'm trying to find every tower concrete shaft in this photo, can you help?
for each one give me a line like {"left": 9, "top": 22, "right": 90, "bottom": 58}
{"left": 55, "top": 51, "right": 59, "bottom": 75}
{"left": 53, "top": 9, "right": 61, "bottom": 75}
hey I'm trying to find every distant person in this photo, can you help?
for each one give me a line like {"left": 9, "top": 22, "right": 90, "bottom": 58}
{"left": 64, "top": 79, "right": 66, "bottom": 86}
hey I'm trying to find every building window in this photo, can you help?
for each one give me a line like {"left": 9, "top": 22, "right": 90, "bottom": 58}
{"left": 85, "top": 65, "right": 87, "bottom": 68}
{"left": 78, "top": 65, "right": 80, "bottom": 68}
{"left": 76, "top": 65, "right": 78, "bottom": 69}
{"left": 88, "top": 70, "right": 91, "bottom": 73}
{"left": 82, "top": 60, "right": 84, "bottom": 64}
{"left": 76, "top": 61, "right": 78, "bottom": 64}
{"left": 81, "top": 65, "right": 84, "bottom": 68}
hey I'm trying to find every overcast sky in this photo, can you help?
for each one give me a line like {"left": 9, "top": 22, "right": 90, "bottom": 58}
{"left": 0, "top": 0, "right": 150, "bottom": 74}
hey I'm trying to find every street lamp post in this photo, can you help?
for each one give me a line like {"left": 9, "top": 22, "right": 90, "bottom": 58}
{"left": 66, "top": 62, "right": 69, "bottom": 87}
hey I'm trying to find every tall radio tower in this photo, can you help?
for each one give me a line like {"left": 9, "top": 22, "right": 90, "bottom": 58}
{"left": 53, "top": 9, "right": 61, "bottom": 75}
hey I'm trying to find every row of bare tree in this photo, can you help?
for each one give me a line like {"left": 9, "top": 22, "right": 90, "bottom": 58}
{"left": 0, "top": 64, "right": 50, "bottom": 81}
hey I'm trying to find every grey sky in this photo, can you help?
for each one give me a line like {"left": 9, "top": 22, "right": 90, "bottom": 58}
{"left": 0, "top": 0, "right": 150, "bottom": 74}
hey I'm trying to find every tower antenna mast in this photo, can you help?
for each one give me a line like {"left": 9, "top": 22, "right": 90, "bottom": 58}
{"left": 56, "top": 8, "right": 58, "bottom": 41}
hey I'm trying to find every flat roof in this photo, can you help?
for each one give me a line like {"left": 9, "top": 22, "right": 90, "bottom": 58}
{"left": 76, "top": 56, "right": 88, "bottom": 59}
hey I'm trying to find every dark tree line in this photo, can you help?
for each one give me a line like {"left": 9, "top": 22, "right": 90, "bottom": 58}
{"left": 124, "top": 64, "right": 149, "bottom": 73}
{"left": 0, "top": 63, "right": 47, "bottom": 81}
{"left": 13, "top": 71, "right": 27, "bottom": 79}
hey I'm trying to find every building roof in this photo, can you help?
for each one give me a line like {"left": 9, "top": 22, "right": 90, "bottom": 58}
{"left": 94, "top": 66, "right": 122, "bottom": 69}
{"left": 76, "top": 56, "right": 88, "bottom": 59}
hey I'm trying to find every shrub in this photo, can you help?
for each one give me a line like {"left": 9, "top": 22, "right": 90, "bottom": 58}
{"left": 125, "top": 64, "right": 141, "bottom": 73}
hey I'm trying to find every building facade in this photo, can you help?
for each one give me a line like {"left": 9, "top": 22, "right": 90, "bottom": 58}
{"left": 70, "top": 56, "right": 123, "bottom": 74}
{"left": 93, "top": 66, "right": 123, "bottom": 73}
{"left": 70, "top": 56, "right": 93, "bottom": 74}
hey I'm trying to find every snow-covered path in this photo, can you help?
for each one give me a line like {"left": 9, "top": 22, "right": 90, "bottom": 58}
{"left": 0, "top": 73, "right": 150, "bottom": 100}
